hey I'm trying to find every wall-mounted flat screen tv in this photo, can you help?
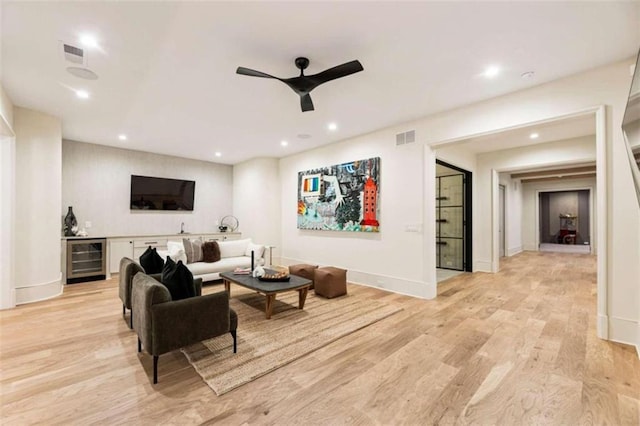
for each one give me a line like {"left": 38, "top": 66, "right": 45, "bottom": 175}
{"left": 130, "top": 175, "right": 195, "bottom": 211}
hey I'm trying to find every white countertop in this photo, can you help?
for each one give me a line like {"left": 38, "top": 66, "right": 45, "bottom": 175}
{"left": 61, "top": 231, "right": 240, "bottom": 240}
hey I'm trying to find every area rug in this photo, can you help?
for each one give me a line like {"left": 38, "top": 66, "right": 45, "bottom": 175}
{"left": 182, "top": 288, "right": 401, "bottom": 395}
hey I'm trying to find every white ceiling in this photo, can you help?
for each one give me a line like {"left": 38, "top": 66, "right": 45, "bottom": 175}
{"left": 442, "top": 113, "right": 597, "bottom": 154}
{"left": 2, "top": 2, "right": 639, "bottom": 165}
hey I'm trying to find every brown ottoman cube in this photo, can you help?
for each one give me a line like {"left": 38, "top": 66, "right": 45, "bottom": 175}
{"left": 288, "top": 264, "right": 318, "bottom": 289}
{"left": 314, "top": 267, "right": 347, "bottom": 298}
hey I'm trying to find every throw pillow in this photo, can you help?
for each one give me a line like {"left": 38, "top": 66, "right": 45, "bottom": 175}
{"left": 161, "top": 258, "right": 196, "bottom": 301}
{"left": 161, "top": 256, "right": 176, "bottom": 279}
{"left": 183, "top": 237, "right": 203, "bottom": 264}
{"left": 202, "top": 241, "right": 221, "bottom": 263}
{"left": 245, "top": 242, "right": 265, "bottom": 259}
{"left": 139, "top": 246, "right": 164, "bottom": 274}
{"left": 218, "top": 238, "right": 251, "bottom": 258}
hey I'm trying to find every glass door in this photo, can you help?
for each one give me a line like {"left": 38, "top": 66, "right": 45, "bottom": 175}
{"left": 436, "top": 173, "right": 465, "bottom": 270}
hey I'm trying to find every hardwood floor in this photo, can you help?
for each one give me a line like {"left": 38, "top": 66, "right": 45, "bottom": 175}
{"left": 1, "top": 252, "right": 638, "bottom": 425}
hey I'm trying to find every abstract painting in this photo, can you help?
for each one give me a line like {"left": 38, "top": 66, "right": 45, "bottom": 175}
{"left": 297, "top": 157, "right": 380, "bottom": 232}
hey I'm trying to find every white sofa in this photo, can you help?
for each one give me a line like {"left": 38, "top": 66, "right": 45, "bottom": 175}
{"left": 158, "top": 238, "right": 265, "bottom": 282}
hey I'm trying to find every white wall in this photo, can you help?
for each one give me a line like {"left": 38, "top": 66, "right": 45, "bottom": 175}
{"left": 435, "top": 143, "right": 477, "bottom": 173}
{"left": 522, "top": 176, "right": 597, "bottom": 251}
{"left": 548, "top": 192, "right": 579, "bottom": 235}
{"left": 498, "top": 173, "right": 523, "bottom": 256}
{"left": 232, "top": 158, "right": 281, "bottom": 253}
{"left": 62, "top": 140, "right": 233, "bottom": 237}
{"left": 280, "top": 135, "right": 431, "bottom": 298}
{"left": 0, "top": 85, "right": 15, "bottom": 309}
{"left": 14, "top": 107, "right": 62, "bottom": 304}
{"left": 263, "top": 59, "right": 639, "bottom": 348}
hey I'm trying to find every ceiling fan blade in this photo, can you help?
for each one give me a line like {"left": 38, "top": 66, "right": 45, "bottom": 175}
{"left": 309, "top": 60, "right": 364, "bottom": 87}
{"left": 300, "top": 93, "right": 314, "bottom": 112}
{"left": 236, "top": 67, "right": 277, "bottom": 79}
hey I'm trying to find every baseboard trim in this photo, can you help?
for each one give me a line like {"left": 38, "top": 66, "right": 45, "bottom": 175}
{"left": 597, "top": 313, "right": 608, "bottom": 339}
{"left": 523, "top": 243, "right": 538, "bottom": 251}
{"left": 0, "top": 289, "right": 16, "bottom": 310}
{"left": 474, "top": 260, "right": 493, "bottom": 273}
{"left": 15, "top": 274, "right": 62, "bottom": 305}
{"left": 636, "top": 323, "right": 640, "bottom": 360}
{"left": 607, "top": 315, "right": 638, "bottom": 348}
{"left": 507, "top": 246, "right": 523, "bottom": 257}
{"left": 279, "top": 256, "right": 433, "bottom": 299}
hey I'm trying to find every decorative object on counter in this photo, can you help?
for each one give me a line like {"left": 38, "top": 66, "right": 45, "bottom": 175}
{"left": 220, "top": 215, "right": 239, "bottom": 232}
{"left": 63, "top": 206, "right": 78, "bottom": 236}
{"left": 76, "top": 228, "right": 88, "bottom": 237}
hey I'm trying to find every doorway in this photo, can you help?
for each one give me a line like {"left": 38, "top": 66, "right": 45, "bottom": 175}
{"left": 538, "top": 189, "right": 591, "bottom": 253}
{"left": 435, "top": 160, "right": 472, "bottom": 273}
{"left": 499, "top": 184, "right": 505, "bottom": 257}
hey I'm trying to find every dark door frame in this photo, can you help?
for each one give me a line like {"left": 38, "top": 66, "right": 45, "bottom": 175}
{"left": 436, "top": 159, "right": 473, "bottom": 272}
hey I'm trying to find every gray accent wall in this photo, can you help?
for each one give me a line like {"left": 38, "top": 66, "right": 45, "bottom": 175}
{"left": 62, "top": 140, "right": 233, "bottom": 238}
{"left": 539, "top": 189, "right": 590, "bottom": 244}
{"left": 577, "top": 190, "right": 590, "bottom": 243}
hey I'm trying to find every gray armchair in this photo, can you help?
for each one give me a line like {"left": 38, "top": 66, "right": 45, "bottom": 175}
{"left": 131, "top": 273, "right": 237, "bottom": 383}
{"left": 119, "top": 257, "right": 203, "bottom": 328}
{"left": 119, "top": 257, "right": 145, "bottom": 328}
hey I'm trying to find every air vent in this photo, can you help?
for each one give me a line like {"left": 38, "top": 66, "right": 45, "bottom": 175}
{"left": 396, "top": 130, "right": 416, "bottom": 146}
{"left": 405, "top": 130, "right": 415, "bottom": 143}
{"left": 63, "top": 43, "right": 84, "bottom": 64}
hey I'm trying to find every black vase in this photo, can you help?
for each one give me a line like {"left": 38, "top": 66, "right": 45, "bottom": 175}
{"left": 64, "top": 206, "right": 78, "bottom": 236}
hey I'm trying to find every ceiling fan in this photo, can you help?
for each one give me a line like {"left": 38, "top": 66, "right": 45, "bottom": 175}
{"left": 236, "top": 57, "right": 364, "bottom": 112}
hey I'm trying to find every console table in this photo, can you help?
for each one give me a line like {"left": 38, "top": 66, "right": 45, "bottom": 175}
{"left": 61, "top": 232, "right": 241, "bottom": 282}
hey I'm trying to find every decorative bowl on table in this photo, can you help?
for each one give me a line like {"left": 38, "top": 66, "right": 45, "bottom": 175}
{"left": 258, "top": 267, "right": 290, "bottom": 282}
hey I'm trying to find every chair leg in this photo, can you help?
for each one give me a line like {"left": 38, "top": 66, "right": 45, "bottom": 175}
{"left": 231, "top": 329, "right": 237, "bottom": 353}
{"left": 123, "top": 304, "right": 125, "bottom": 316}
{"left": 130, "top": 311, "right": 133, "bottom": 329}
{"left": 153, "top": 355, "right": 159, "bottom": 384}
{"left": 137, "top": 338, "right": 141, "bottom": 353}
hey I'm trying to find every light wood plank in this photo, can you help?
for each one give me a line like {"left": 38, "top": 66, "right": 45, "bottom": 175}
{"left": 1, "top": 251, "right": 638, "bottom": 424}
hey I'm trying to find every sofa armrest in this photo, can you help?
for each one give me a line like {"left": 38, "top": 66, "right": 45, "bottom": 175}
{"left": 131, "top": 273, "right": 172, "bottom": 353}
{"left": 150, "top": 291, "right": 231, "bottom": 355}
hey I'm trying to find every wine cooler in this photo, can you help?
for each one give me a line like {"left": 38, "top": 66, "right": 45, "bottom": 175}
{"left": 66, "top": 238, "right": 106, "bottom": 284}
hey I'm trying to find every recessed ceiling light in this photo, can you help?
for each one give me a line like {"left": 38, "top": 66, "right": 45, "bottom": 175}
{"left": 530, "top": 132, "right": 539, "bottom": 139}
{"left": 214, "top": 152, "right": 222, "bottom": 157}
{"left": 280, "top": 140, "right": 288, "bottom": 147}
{"left": 79, "top": 34, "right": 98, "bottom": 49}
{"left": 483, "top": 65, "right": 501, "bottom": 78}
{"left": 327, "top": 122, "right": 338, "bottom": 131}
{"left": 118, "top": 134, "right": 127, "bottom": 141}
{"left": 521, "top": 71, "right": 535, "bottom": 80}
{"left": 75, "top": 90, "right": 89, "bottom": 99}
